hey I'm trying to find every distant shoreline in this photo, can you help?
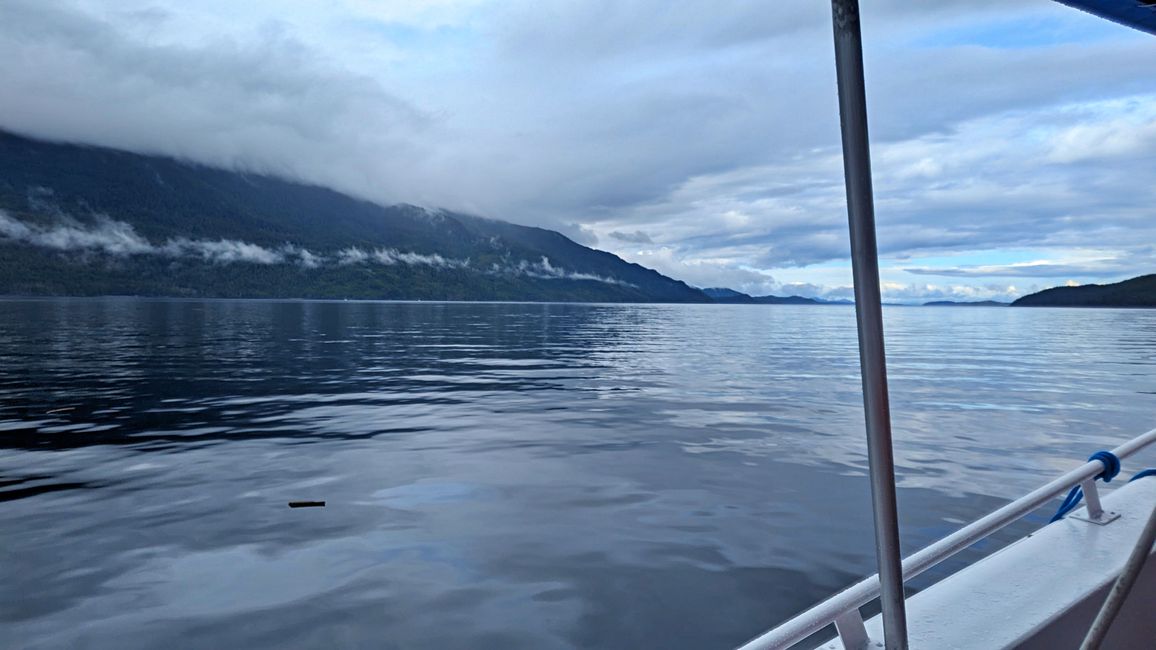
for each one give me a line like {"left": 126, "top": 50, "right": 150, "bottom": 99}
{"left": 2, "top": 294, "right": 1154, "bottom": 309}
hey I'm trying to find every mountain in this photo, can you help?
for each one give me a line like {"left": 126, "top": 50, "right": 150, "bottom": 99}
{"left": 0, "top": 130, "right": 707, "bottom": 303}
{"left": 1012, "top": 275, "right": 1156, "bottom": 308}
{"left": 702, "top": 287, "right": 755, "bottom": 303}
{"left": 760, "top": 295, "right": 823, "bottom": 305}
{"left": 702, "top": 287, "right": 822, "bottom": 305}
{"left": 923, "top": 300, "right": 1009, "bottom": 307}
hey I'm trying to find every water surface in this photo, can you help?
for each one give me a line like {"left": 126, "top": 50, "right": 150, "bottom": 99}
{"left": 2, "top": 299, "right": 1155, "bottom": 649}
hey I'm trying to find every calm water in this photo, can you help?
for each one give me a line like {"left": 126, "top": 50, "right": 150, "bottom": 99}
{"left": 2, "top": 299, "right": 1155, "bottom": 649}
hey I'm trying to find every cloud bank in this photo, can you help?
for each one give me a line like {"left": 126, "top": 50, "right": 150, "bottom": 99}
{"left": 0, "top": 211, "right": 292, "bottom": 264}
{"left": 336, "top": 247, "right": 468, "bottom": 269}
{"left": 503, "top": 257, "right": 636, "bottom": 287}
{"left": 0, "top": 211, "right": 631, "bottom": 287}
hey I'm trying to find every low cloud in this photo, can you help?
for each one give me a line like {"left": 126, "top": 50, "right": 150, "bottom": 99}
{"left": 1, "top": 211, "right": 631, "bottom": 287}
{"left": 285, "top": 245, "right": 323, "bottom": 269}
{"left": 499, "top": 257, "right": 637, "bottom": 287}
{"left": 0, "top": 211, "right": 154, "bottom": 256}
{"left": 336, "top": 246, "right": 469, "bottom": 268}
{"left": 0, "top": 210, "right": 288, "bottom": 264}
{"left": 336, "top": 247, "right": 370, "bottom": 265}
{"left": 171, "top": 238, "right": 285, "bottom": 265}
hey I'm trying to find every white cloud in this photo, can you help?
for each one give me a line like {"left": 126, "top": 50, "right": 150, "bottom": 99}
{"left": 336, "top": 246, "right": 469, "bottom": 268}
{"left": 621, "top": 246, "right": 784, "bottom": 295}
{"left": 496, "top": 257, "right": 637, "bottom": 287}
{"left": 1, "top": 211, "right": 635, "bottom": 287}
{"left": 0, "top": 210, "right": 292, "bottom": 264}
{"left": 167, "top": 239, "right": 285, "bottom": 265}
{"left": 336, "top": 247, "right": 370, "bottom": 264}
{"left": 1046, "top": 97, "right": 1156, "bottom": 163}
{"left": 877, "top": 281, "right": 1019, "bottom": 304}
{"left": 0, "top": 212, "right": 154, "bottom": 256}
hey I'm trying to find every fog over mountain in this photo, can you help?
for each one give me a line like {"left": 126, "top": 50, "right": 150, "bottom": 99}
{"left": 0, "top": 131, "right": 705, "bottom": 302}
{"left": 1, "top": 0, "right": 1154, "bottom": 300}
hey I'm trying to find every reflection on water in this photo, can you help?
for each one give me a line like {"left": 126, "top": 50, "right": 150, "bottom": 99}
{"left": 1, "top": 299, "right": 1155, "bottom": 649}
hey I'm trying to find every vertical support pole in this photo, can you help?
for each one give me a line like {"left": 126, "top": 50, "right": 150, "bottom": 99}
{"left": 830, "top": 1, "right": 908, "bottom": 649}
{"left": 1072, "top": 479, "right": 1119, "bottom": 525}
{"left": 1081, "top": 479, "right": 1105, "bottom": 520}
{"left": 833, "top": 609, "right": 871, "bottom": 650}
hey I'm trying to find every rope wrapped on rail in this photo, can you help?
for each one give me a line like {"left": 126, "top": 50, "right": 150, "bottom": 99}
{"left": 1090, "top": 450, "right": 1122, "bottom": 481}
{"left": 1049, "top": 450, "right": 1121, "bottom": 523}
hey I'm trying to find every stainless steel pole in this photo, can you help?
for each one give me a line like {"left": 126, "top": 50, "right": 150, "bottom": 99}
{"left": 830, "top": 1, "right": 908, "bottom": 648}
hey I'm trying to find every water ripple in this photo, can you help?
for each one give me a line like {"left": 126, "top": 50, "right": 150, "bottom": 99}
{"left": 1, "top": 299, "right": 1154, "bottom": 649}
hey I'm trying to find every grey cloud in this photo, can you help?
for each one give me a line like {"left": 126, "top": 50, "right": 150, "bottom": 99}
{"left": 903, "top": 261, "right": 1138, "bottom": 279}
{"left": 556, "top": 223, "right": 599, "bottom": 246}
{"left": 776, "top": 282, "right": 828, "bottom": 298}
{"left": 495, "top": 1, "right": 824, "bottom": 62}
{"left": 0, "top": 0, "right": 431, "bottom": 209}
{"left": 608, "top": 230, "right": 653, "bottom": 244}
{"left": 13, "top": 0, "right": 1147, "bottom": 231}
{"left": 601, "top": 91, "right": 1156, "bottom": 279}
{"left": 495, "top": 0, "right": 1017, "bottom": 65}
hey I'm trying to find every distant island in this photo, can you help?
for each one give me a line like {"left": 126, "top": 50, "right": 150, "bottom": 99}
{"left": 1012, "top": 274, "right": 1156, "bottom": 308}
{"left": 702, "top": 287, "right": 851, "bottom": 305}
{"left": 923, "top": 300, "right": 1009, "bottom": 307}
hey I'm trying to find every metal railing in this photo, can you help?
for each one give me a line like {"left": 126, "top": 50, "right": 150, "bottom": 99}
{"left": 737, "top": 426, "right": 1156, "bottom": 650}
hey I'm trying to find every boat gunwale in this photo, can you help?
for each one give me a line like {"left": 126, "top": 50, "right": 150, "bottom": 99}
{"left": 737, "top": 427, "right": 1156, "bottom": 650}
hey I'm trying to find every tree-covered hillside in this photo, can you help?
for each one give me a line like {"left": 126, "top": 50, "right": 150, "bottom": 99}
{"left": 0, "top": 130, "right": 707, "bottom": 302}
{"left": 1013, "top": 275, "right": 1156, "bottom": 308}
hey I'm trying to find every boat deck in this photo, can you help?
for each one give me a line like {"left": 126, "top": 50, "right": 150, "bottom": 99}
{"left": 818, "top": 477, "right": 1156, "bottom": 649}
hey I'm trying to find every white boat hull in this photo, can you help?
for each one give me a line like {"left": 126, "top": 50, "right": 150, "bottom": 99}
{"left": 818, "top": 477, "right": 1156, "bottom": 649}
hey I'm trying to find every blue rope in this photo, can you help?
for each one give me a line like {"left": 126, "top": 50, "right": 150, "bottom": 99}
{"left": 1130, "top": 468, "right": 1156, "bottom": 482}
{"left": 1049, "top": 485, "right": 1084, "bottom": 523}
{"left": 1088, "top": 450, "right": 1121, "bottom": 482}
{"left": 1049, "top": 450, "right": 1121, "bottom": 523}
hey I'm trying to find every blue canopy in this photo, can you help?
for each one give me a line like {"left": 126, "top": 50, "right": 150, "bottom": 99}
{"left": 1055, "top": 0, "right": 1156, "bottom": 35}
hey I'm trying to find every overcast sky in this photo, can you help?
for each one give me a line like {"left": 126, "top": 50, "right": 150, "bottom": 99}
{"left": 2, "top": 0, "right": 1154, "bottom": 302}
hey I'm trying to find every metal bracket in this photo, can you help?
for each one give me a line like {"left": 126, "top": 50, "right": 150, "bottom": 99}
{"left": 1071, "top": 509, "right": 1121, "bottom": 525}
{"left": 1070, "top": 479, "right": 1121, "bottom": 525}
{"left": 832, "top": 609, "right": 876, "bottom": 650}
